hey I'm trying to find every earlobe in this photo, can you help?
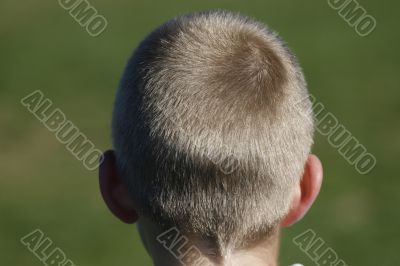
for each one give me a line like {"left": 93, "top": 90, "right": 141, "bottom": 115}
{"left": 99, "top": 150, "right": 139, "bottom": 224}
{"left": 281, "top": 154, "right": 323, "bottom": 227}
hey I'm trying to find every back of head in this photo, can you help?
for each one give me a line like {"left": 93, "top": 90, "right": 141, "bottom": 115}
{"left": 113, "top": 10, "right": 313, "bottom": 258}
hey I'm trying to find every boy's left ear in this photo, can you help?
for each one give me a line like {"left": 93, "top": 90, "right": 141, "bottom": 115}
{"left": 281, "top": 154, "right": 323, "bottom": 227}
{"left": 99, "top": 150, "right": 139, "bottom": 224}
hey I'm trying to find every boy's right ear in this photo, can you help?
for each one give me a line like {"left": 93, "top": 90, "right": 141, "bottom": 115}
{"left": 281, "top": 154, "right": 323, "bottom": 227}
{"left": 98, "top": 150, "right": 139, "bottom": 224}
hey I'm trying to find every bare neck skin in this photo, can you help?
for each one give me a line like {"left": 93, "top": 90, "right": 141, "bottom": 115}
{"left": 137, "top": 219, "right": 281, "bottom": 266}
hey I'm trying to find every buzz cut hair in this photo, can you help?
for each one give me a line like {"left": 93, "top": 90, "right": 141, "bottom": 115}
{"left": 112, "top": 10, "right": 314, "bottom": 255}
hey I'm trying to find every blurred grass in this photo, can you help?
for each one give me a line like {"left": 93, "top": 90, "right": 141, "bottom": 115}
{"left": 0, "top": 0, "right": 399, "bottom": 265}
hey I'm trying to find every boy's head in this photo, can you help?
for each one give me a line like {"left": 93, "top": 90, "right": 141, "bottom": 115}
{"left": 99, "top": 10, "right": 322, "bottom": 265}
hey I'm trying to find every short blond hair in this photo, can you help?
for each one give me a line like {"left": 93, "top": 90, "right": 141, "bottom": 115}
{"left": 112, "top": 10, "right": 313, "bottom": 255}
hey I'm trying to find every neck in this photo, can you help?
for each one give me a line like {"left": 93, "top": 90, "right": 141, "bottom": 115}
{"left": 138, "top": 219, "right": 281, "bottom": 266}
{"left": 153, "top": 236, "right": 280, "bottom": 266}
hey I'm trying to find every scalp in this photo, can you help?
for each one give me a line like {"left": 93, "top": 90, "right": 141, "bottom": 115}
{"left": 112, "top": 10, "right": 314, "bottom": 257}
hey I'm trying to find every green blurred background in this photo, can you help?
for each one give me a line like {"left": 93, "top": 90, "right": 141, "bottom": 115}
{"left": 1, "top": 0, "right": 399, "bottom": 265}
